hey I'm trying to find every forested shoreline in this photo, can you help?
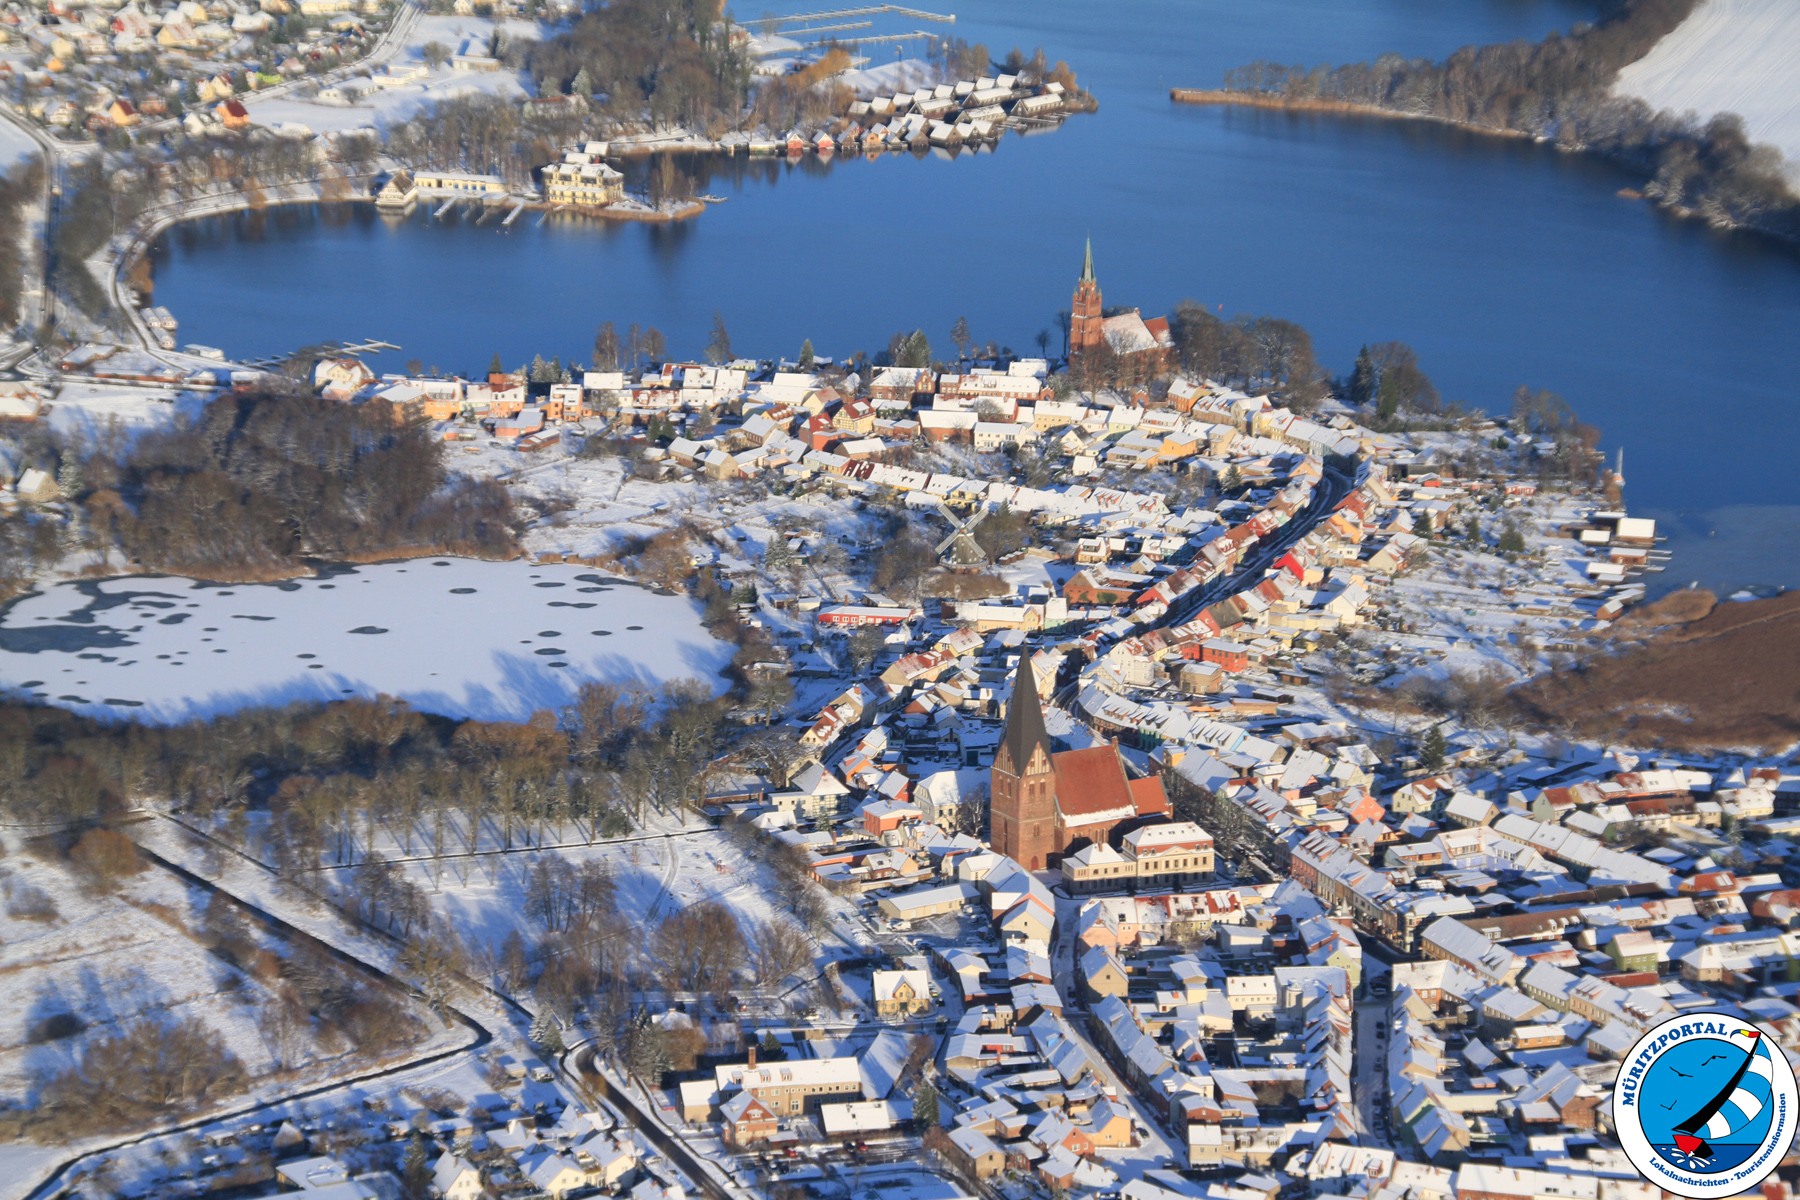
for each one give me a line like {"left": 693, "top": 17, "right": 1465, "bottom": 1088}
{"left": 1214, "top": 0, "right": 1800, "bottom": 242}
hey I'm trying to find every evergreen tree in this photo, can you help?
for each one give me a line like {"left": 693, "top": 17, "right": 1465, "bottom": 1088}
{"left": 903, "top": 330, "right": 931, "bottom": 368}
{"left": 950, "top": 315, "right": 971, "bottom": 361}
{"left": 1219, "top": 465, "right": 1242, "bottom": 495}
{"left": 529, "top": 1009, "right": 564, "bottom": 1055}
{"left": 56, "top": 455, "right": 82, "bottom": 498}
{"left": 1498, "top": 522, "right": 1527, "bottom": 554}
{"left": 625, "top": 1008, "right": 670, "bottom": 1081}
{"left": 1465, "top": 515, "right": 1481, "bottom": 543}
{"left": 914, "top": 1079, "right": 940, "bottom": 1128}
{"left": 1377, "top": 374, "right": 1399, "bottom": 422}
{"left": 402, "top": 1136, "right": 430, "bottom": 1198}
{"left": 1420, "top": 724, "right": 1447, "bottom": 773}
{"left": 759, "top": 1030, "right": 788, "bottom": 1061}
{"left": 798, "top": 338, "right": 814, "bottom": 370}
{"left": 488, "top": 351, "right": 503, "bottom": 378}
{"left": 571, "top": 65, "right": 592, "bottom": 96}
{"left": 1348, "top": 344, "right": 1374, "bottom": 407}
{"left": 706, "top": 310, "right": 732, "bottom": 364}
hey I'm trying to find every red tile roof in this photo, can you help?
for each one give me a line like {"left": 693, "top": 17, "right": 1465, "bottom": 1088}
{"left": 1129, "top": 774, "right": 1169, "bottom": 816}
{"left": 1052, "top": 746, "right": 1136, "bottom": 817}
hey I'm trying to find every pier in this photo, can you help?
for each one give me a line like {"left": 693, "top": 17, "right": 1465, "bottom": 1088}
{"left": 242, "top": 339, "right": 400, "bottom": 370}
{"left": 803, "top": 28, "right": 936, "bottom": 45}
{"left": 766, "top": 4, "right": 953, "bottom": 26}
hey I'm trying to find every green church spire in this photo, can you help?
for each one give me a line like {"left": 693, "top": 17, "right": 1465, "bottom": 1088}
{"left": 1080, "top": 237, "right": 1095, "bottom": 283}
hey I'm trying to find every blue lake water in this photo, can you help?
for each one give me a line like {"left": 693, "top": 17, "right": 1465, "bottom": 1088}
{"left": 148, "top": 0, "right": 1800, "bottom": 595}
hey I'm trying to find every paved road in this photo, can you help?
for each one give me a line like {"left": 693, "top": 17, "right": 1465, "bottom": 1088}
{"left": 1352, "top": 961, "right": 1395, "bottom": 1147}
{"left": 1046, "top": 892, "right": 1182, "bottom": 1172}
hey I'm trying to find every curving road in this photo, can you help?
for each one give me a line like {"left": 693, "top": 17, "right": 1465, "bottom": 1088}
{"left": 21, "top": 831, "right": 491, "bottom": 1200}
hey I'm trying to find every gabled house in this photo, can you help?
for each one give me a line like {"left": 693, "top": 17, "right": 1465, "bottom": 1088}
{"left": 720, "top": 1092, "right": 778, "bottom": 1147}
{"left": 431, "top": 1151, "right": 484, "bottom": 1200}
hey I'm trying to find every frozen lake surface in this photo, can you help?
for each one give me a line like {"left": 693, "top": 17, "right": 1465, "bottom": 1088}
{"left": 0, "top": 559, "right": 734, "bottom": 722}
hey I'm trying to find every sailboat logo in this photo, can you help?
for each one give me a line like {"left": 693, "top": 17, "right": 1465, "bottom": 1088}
{"left": 1614, "top": 1014, "right": 1797, "bottom": 1199}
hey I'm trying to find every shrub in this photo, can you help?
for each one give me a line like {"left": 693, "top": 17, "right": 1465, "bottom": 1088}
{"left": 34, "top": 1016, "right": 247, "bottom": 1139}
{"left": 5, "top": 882, "right": 58, "bottom": 923}
{"left": 69, "top": 827, "right": 142, "bottom": 892}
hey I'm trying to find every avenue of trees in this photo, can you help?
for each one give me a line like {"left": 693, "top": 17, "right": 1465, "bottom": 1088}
{"left": 0, "top": 156, "right": 44, "bottom": 330}
{"left": 1222, "top": 0, "right": 1800, "bottom": 240}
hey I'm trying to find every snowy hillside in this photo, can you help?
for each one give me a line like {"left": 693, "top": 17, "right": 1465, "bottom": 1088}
{"left": 0, "top": 560, "right": 734, "bottom": 722}
{"left": 1614, "top": 0, "right": 1800, "bottom": 170}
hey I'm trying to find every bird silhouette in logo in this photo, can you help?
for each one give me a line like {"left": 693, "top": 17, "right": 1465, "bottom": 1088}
{"left": 1668, "top": 1068, "right": 1692, "bottom": 1078}
{"left": 1671, "top": 1030, "right": 1763, "bottom": 1164}
{"left": 1701, "top": 1055, "right": 1729, "bottom": 1066}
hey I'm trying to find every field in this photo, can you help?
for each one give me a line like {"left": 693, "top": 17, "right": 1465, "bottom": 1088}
{"left": 306, "top": 819, "right": 860, "bottom": 987}
{"left": 0, "top": 826, "right": 452, "bottom": 1145}
{"left": 1614, "top": 0, "right": 1800, "bottom": 169}
{"left": 1516, "top": 589, "right": 1800, "bottom": 751}
{"left": 0, "top": 559, "right": 735, "bottom": 722}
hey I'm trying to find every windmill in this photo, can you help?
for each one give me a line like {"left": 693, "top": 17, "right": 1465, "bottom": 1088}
{"left": 932, "top": 500, "right": 989, "bottom": 565}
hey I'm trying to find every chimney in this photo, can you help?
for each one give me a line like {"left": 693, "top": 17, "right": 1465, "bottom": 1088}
{"left": 747, "top": 1043, "right": 756, "bottom": 1069}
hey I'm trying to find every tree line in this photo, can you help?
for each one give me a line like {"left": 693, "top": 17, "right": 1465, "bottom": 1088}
{"left": 526, "top": 0, "right": 752, "bottom": 134}
{"left": 1220, "top": 0, "right": 1800, "bottom": 242}
{"left": 1167, "top": 303, "right": 1328, "bottom": 409}
{"left": 63, "top": 389, "right": 516, "bottom": 578}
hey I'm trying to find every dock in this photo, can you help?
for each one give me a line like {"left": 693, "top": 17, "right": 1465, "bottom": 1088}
{"left": 768, "top": 4, "right": 953, "bottom": 26}
{"left": 433, "top": 197, "right": 457, "bottom": 218}
{"left": 241, "top": 339, "right": 400, "bottom": 370}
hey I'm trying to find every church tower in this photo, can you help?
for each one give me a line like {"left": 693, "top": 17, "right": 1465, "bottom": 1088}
{"left": 991, "top": 658, "right": 1058, "bottom": 871}
{"left": 1069, "top": 239, "right": 1103, "bottom": 354}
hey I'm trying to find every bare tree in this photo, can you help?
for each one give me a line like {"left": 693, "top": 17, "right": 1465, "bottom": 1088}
{"left": 750, "top": 918, "right": 812, "bottom": 988}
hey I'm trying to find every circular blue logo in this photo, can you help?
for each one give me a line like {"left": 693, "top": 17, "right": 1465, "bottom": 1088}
{"left": 1614, "top": 1014, "right": 1796, "bottom": 1199}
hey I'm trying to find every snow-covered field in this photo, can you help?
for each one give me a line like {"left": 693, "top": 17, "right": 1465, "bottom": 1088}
{"left": 1614, "top": 0, "right": 1800, "bottom": 170}
{"left": 317, "top": 824, "right": 843, "bottom": 966}
{"left": 43, "top": 382, "right": 205, "bottom": 439}
{"left": 0, "top": 835, "right": 289, "bottom": 1103}
{"left": 0, "top": 559, "right": 734, "bottom": 722}
{"left": 241, "top": 16, "right": 546, "bottom": 134}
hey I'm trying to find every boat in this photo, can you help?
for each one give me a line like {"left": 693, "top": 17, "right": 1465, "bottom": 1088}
{"left": 697, "top": 194, "right": 726, "bottom": 203}
{"left": 1667, "top": 1031, "right": 1770, "bottom": 1166}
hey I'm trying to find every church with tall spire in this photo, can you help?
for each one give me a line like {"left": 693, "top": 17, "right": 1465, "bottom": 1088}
{"left": 989, "top": 658, "right": 1171, "bottom": 871}
{"left": 1065, "top": 240, "right": 1173, "bottom": 370}
{"left": 1070, "top": 238, "right": 1104, "bottom": 355}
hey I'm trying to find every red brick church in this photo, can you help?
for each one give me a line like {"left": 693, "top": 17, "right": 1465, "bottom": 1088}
{"left": 1067, "top": 240, "right": 1173, "bottom": 369}
{"left": 990, "top": 659, "right": 1170, "bottom": 871}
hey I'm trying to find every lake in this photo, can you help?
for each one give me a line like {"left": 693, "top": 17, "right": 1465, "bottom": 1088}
{"left": 0, "top": 560, "right": 734, "bottom": 721}
{"left": 146, "top": 0, "right": 1800, "bottom": 596}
